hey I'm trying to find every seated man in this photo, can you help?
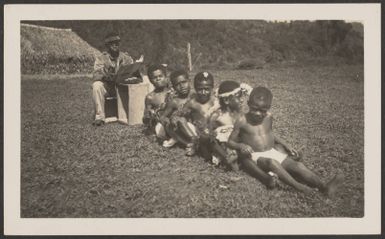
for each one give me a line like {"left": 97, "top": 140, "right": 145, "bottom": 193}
{"left": 92, "top": 32, "right": 142, "bottom": 126}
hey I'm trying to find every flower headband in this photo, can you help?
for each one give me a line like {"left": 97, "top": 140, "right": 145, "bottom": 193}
{"left": 218, "top": 83, "right": 253, "bottom": 98}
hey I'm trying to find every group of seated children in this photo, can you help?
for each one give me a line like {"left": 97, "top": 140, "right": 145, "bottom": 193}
{"left": 143, "top": 64, "right": 343, "bottom": 197}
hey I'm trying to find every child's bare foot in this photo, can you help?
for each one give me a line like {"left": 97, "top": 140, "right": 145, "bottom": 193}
{"left": 162, "top": 138, "right": 177, "bottom": 148}
{"left": 185, "top": 143, "right": 196, "bottom": 156}
{"left": 266, "top": 175, "right": 278, "bottom": 190}
{"left": 212, "top": 155, "right": 220, "bottom": 166}
{"left": 299, "top": 185, "right": 313, "bottom": 194}
{"left": 324, "top": 174, "right": 344, "bottom": 198}
{"left": 229, "top": 162, "right": 239, "bottom": 171}
{"left": 226, "top": 154, "right": 237, "bottom": 163}
{"left": 226, "top": 154, "right": 239, "bottom": 171}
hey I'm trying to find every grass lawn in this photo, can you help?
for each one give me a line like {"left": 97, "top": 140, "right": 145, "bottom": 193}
{"left": 21, "top": 65, "right": 364, "bottom": 218}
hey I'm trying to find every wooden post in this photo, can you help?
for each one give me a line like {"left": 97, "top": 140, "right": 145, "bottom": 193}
{"left": 192, "top": 52, "right": 202, "bottom": 69}
{"left": 187, "top": 42, "right": 192, "bottom": 72}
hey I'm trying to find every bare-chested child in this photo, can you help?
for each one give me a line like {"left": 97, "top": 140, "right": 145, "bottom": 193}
{"left": 182, "top": 71, "right": 220, "bottom": 160}
{"left": 143, "top": 64, "right": 170, "bottom": 140}
{"left": 228, "top": 86, "right": 344, "bottom": 196}
{"left": 209, "top": 81, "right": 276, "bottom": 187}
{"left": 209, "top": 80, "right": 245, "bottom": 171}
{"left": 159, "top": 69, "right": 198, "bottom": 154}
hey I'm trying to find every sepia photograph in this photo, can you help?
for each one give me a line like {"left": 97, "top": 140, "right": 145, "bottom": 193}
{"left": 4, "top": 3, "right": 381, "bottom": 235}
{"left": 19, "top": 18, "right": 363, "bottom": 218}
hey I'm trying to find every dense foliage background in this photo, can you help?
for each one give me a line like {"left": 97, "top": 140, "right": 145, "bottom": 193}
{"left": 22, "top": 20, "right": 363, "bottom": 74}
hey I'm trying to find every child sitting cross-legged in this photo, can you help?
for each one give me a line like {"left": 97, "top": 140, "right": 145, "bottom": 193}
{"left": 159, "top": 69, "right": 198, "bottom": 154}
{"left": 182, "top": 71, "right": 220, "bottom": 160}
{"left": 228, "top": 86, "right": 344, "bottom": 196}
{"left": 208, "top": 80, "right": 246, "bottom": 171}
{"left": 143, "top": 64, "right": 171, "bottom": 140}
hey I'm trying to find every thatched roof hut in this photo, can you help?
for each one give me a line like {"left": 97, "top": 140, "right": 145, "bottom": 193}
{"left": 21, "top": 23, "right": 100, "bottom": 74}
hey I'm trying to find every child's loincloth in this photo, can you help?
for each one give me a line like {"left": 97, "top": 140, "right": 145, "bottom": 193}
{"left": 251, "top": 148, "right": 287, "bottom": 164}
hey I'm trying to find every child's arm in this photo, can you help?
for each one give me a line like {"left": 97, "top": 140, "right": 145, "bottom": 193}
{"left": 269, "top": 115, "right": 299, "bottom": 157}
{"left": 227, "top": 117, "right": 254, "bottom": 155}
{"left": 208, "top": 111, "right": 221, "bottom": 140}
{"left": 159, "top": 100, "right": 176, "bottom": 126}
{"left": 274, "top": 135, "right": 299, "bottom": 157}
{"left": 143, "top": 95, "right": 154, "bottom": 125}
{"left": 180, "top": 99, "right": 193, "bottom": 120}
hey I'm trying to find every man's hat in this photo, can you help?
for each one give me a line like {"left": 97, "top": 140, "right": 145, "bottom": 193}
{"left": 104, "top": 33, "right": 121, "bottom": 44}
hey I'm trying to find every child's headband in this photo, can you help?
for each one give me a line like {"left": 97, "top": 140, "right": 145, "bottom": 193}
{"left": 218, "top": 83, "right": 252, "bottom": 98}
{"left": 218, "top": 87, "right": 242, "bottom": 98}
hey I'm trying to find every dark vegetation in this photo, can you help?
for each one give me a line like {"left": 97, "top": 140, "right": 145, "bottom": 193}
{"left": 22, "top": 20, "right": 363, "bottom": 74}
{"left": 21, "top": 65, "right": 364, "bottom": 218}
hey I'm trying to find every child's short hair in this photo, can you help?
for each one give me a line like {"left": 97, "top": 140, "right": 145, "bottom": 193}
{"left": 170, "top": 69, "right": 189, "bottom": 87}
{"left": 193, "top": 71, "right": 214, "bottom": 88}
{"left": 248, "top": 86, "right": 273, "bottom": 108}
{"left": 147, "top": 64, "right": 167, "bottom": 79}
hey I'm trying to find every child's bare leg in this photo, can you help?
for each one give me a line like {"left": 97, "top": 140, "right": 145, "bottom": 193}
{"left": 176, "top": 119, "right": 197, "bottom": 139}
{"left": 241, "top": 156, "right": 276, "bottom": 189}
{"left": 323, "top": 174, "right": 344, "bottom": 197}
{"left": 211, "top": 141, "right": 227, "bottom": 158}
{"left": 175, "top": 119, "right": 199, "bottom": 156}
{"left": 282, "top": 158, "right": 324, "bottom": 189}
{"left": 164, "top": 124, "right": 191, "bottom": 146}
{"left": 257, "top": 157, "right": 312, "bottom": 193}
{"left": 211, "top": 141, "right": 238, "bottom": 170}
{"left": 198, "top": 136, "right": 212, "bottom": 161}
{"left": 282, "top": 158, "right": 344, "bottom": 197}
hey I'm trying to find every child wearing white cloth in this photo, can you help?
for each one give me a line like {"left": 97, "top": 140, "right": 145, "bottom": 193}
{"left": 209, "top": 81, "right": 266, "bottom": 175}
{"left": 251, "top": 148, "right": 287, "bottom": 164}
{"left": 228, "top": 86, "right": 344, "bottom": 196}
